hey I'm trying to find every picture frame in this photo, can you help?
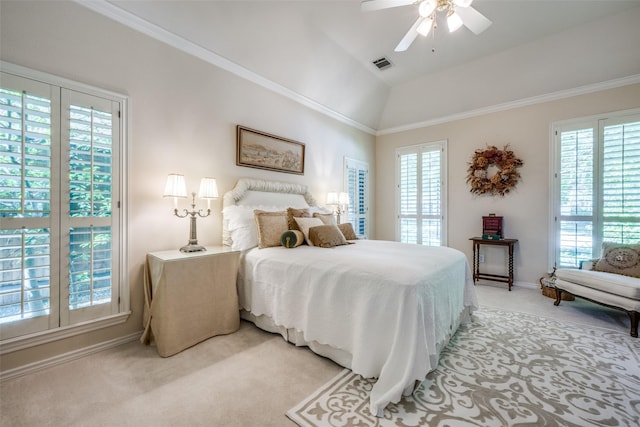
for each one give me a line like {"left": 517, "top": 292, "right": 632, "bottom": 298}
{"left": 236, "top": 125, "right": 305, "bottom": 175}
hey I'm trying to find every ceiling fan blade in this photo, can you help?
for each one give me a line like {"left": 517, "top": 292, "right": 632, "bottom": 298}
{"left": 394, "top": 17, "right": 423, "bottom": 52}
{"left": 456, "top": 6, "right": 492, "bottom": 35}
{"left": 361, "top": 0, "right": 415, "bottom": 12}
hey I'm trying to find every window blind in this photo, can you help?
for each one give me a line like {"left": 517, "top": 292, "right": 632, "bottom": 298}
{"left": 397, "top": 141, "right": 446, "bottom": 246}
{"left": 0, "top": 88, "right": 52, "bottom": 217}
{"left": 345, "top": 158, "right": 369, "bottom": 238}
{"left": 1, "top": 69, "right": 123, "bottom": 340}
{"left": 602, "top": 120, "right": 640, "bottom": 241}
{"left": 1, "top": 81, "right": 54, "bottom": 333}
{"left": 554, "top": 112, "right": 640, "bottom": 268}
{"left": 558, "top": 127, "right": 594, "bottom": 267}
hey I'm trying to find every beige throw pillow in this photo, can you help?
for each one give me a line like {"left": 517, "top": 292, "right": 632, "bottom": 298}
{"left": 254, "top": 210, "right": 288, "bottom": 249}
{"left": 293, "top": 217, "right": 325, "bottom": 246}
{"left": 313, "top": 212, "right": 337, "bottom": 226}
{"left": 594, "top": 242, "right": 640, "bottom": 278}
{"left": 308, "top": 225, "right": 348, "bottom": 248}
{"left": 338, "top": 222, "right": 358, "bottom": 240}
{"left": 286, "top": 207, "right": 311, "bottom": 230}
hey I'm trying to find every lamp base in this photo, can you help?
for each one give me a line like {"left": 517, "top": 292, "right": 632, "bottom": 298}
{"left": 179, "top": 244, "right": 206, "bottom": 253}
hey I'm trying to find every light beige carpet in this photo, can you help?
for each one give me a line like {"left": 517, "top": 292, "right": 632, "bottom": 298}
{"left": 287, "top": 308, "right": 640, "bottom": 427}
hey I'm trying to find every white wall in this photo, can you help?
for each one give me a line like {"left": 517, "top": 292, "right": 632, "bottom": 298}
{"left": 376, "top": 83, "right": 640, "bottom": 285}
{"left": 0, "top": 1, "right": 375, "bottom": 371}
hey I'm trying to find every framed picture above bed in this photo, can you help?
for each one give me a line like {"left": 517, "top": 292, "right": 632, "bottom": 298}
{"left": 236, "top": 125, "right": 305, "bottom": 175}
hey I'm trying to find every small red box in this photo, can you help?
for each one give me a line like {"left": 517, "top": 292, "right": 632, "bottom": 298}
{"left": 482, "top": 216, "right": 503, "bottom": 239}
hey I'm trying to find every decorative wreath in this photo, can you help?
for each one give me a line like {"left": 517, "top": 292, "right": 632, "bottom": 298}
{"left": 466, "top": 145, "right": 523, "bottom": 196}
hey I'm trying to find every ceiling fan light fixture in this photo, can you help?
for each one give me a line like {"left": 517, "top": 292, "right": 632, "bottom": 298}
{"left": 447, "top": 11, "right": 463, "bottom": 32}
{"left": 416, "top": 17, "right": 434, "bottom": 36}
{"left": 418, "top": 0, "right": 436, "bottom": 17}
{"left": 454, "top": 0, "right": 474, "bottom": 7}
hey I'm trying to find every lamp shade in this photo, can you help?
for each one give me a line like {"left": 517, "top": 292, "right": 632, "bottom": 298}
{"left": 327, "top": 192, "right": 339, "bottom": 205}
{"left": 418, "top": 0, "right": 436, "bottom": 17}
{"left": 198, "top": 177, "right": 219, "bottom": 199}
{"left": 163, "top": 173, "right": 187, "bottom": 198}
{"left": 338, "top": 192, "right": 350, "bottom": 206}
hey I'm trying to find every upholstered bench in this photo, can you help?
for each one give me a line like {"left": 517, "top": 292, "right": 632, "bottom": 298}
{"left": 553, "top": 243, "right": 640, "bottom": 338}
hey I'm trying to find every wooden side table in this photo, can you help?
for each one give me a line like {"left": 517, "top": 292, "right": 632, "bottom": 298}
{"left": 141, "top": 246, "right": 240, "bottom": 357}
{"left": 470, "top": 237, "right": 518, "bottom": 291}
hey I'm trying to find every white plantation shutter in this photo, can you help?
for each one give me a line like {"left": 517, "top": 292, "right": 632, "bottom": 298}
{"left": 557, "top": 126, "right": 595, "bottom": 267}
{"left": 0, "top": 73, "right": 60, "bottom": 338}
{"left": 602, "top": 118, "right": 640, "bottom": 242}
{"left": 399, "top": 152, "right": 418, "bottom": 243}
{"left": 1, "top": 67, "right": 124, "bottom": 341}
{"left": 397, "top": 141, "right": 446, "bottom": 246}
{"left": 0, "top": 85, "right": 53, "bottom": 217}
{"left": 421, "top": 149, "right": 442, "bottom": 246}
{"left": 61, "top": 89, "right": 120, "bottom": 325}
{"left": 553, "top": 112, "right": 640, "bottom": 268}
{"left": 344, "top": 158, "right": 369, "bottom": 238}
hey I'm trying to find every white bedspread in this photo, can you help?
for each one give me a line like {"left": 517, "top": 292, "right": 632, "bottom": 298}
{"left": 238, "top": 239, "right": 478, "bottom": 416}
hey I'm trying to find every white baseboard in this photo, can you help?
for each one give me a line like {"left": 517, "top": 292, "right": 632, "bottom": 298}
{"left": 0, "top": 331, "right": 142, "bottom": 382}
{"left": 475, "top": 280, "right": 539, "bottom": 290}
{"left": 516, "top": 281, "right": 539, "bottom": 289}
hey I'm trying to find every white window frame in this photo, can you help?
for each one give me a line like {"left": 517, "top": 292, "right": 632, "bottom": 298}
{"left": 549, "top": 108, "right": 640, "bottom": 270}
{"left": 0, "top": 62, "right": 129, "bottom": 353}
{"left": 343, "top": 157, "right": 369, "bottom": 239}
{"left": 395, "top": 140, "right": 447, "bottom": 246}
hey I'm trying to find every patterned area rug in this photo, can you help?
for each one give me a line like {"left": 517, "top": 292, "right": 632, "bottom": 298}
{"left": 287, "top": 308, "right": 640, "bottom": 427}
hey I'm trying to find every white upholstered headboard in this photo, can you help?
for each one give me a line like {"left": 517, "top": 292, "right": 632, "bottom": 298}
{"left": 221, "top": 178, "right": 320, "bottom": 247}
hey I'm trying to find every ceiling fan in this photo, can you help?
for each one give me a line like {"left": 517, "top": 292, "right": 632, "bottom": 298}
{"left": 362, "top": 0, "right": 492, "bottom": 52}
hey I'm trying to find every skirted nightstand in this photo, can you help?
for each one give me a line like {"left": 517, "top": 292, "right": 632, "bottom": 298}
{"left": 141, "top": 246, "right": 240, "bottom": 356}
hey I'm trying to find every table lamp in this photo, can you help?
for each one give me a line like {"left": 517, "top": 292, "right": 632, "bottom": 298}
{"left": 163, "top": 174, "right": 218, "bottom": 252}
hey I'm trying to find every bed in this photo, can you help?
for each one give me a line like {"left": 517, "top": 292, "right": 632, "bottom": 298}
{"left": 222, "top": 178, "right": 478, "bottom": 416}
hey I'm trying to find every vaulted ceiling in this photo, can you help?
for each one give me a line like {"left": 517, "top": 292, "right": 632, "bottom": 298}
{"left": 94, "top": 1, "right": 640, "bottom": 133}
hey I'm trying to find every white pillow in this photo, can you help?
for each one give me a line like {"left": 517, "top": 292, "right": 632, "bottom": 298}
{"left": 294, "top": 217, "right": 324, "bottom": 246}
{"left": 223, "top": 205, "right": 283, "bottom": 251}
{"left": 227, "top": 227, "right": 254, "bottom": 251}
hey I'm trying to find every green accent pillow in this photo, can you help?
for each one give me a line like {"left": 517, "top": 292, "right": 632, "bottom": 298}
{"left": 281, "top": 230, "right": 304, "bottom": 248}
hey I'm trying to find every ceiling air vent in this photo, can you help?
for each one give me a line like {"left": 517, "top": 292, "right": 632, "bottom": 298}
{"left": 372, "top": 57, "right": 392, "bottom": 71}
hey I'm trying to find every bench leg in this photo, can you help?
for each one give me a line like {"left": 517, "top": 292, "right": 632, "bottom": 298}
{"left": 630, "top": 311, "right": 639, "bottom": 338}
{"left": 553, "top": 288, "right": 563, "bottom": 306}
{"left": 552, "top": 287, "right": 637, "bottom": 338}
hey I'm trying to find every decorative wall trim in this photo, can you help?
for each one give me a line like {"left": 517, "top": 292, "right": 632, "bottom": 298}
{"left": 377, "top": 74, "right": 640, "bottom": 136}
{"left": 0, "top": 331, "right": 141, "bottom": 382}
{"left": 72, "top": 2, "right": 639, "bottom": 137}
{"left": 74, "top": 0, "right": 376, "bottom": 135}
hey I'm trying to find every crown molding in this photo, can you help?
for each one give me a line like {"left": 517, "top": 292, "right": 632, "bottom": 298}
{"left": 377, "top": 74, "right": 640, "bottom": 136}
{"left": 74, "top": 0, "right": 376, "bottom": 135}
{"left": 72, "top": 1, "right": 640, "bottom": 138}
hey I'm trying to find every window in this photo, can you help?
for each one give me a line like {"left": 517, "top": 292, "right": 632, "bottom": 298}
{"left": 552, "top": 110, "right": 640, "bottom": 268}
{"left": 0, "top": 66, "right": 127, "bottom": 343}
{"left": 396, "top": 141, "right": 447, "bottom": 246}
{"left": 344, "top": 158, "right": 369, "bottom": 238}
